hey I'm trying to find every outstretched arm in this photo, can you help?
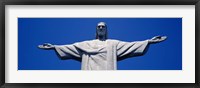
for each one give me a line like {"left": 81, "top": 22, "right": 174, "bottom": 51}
{"left": 38, "top": 43, "right": 82, "bottom": 61}
{"left": 117, "top": 36, "right": 167, "bottom": 61}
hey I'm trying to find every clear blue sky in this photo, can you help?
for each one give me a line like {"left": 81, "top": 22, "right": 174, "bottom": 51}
{"left": 18, "top": 18, "right": 182, "bottom": 70}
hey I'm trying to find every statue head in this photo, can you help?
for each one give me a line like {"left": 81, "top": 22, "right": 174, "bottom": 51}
{"left": 96, "top": 22, "right": 107, "bottom": 40}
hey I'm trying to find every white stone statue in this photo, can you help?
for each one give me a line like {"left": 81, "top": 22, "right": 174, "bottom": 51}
{"left": 38, "top": 22, "right": 167, "bottom": 70}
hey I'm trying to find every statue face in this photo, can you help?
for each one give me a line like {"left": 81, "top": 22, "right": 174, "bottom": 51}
{"left": 96, "top": 22, "right": 107, "bottom": 37}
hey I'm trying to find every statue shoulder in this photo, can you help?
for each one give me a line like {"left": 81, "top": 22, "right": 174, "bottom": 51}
{"left": 106, "top": 39, "right": 120, "bottom": 43}
{"left": 73, "top": 40, "right": 92, "bottom": 45}
{"left": 82, "top": 39, "right": 99, "bottom": 44}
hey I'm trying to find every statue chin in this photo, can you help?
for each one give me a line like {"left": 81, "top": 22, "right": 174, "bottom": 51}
{"left": 97, "top": 35, "right": 106, "bottom": 39}
{"left": 97, "top": 32, "right": 106, "bottom": 36}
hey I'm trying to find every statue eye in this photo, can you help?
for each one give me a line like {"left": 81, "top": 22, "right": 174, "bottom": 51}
{"left": 98, "top": 25, "right": 105, "bottom": 28}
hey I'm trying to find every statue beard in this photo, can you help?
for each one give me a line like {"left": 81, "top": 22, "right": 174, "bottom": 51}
{"left": 96, "top": 32, "right": 107, "bottom": 40}
{"left": 98, "top": 34, "right": 104, "bottom": 38}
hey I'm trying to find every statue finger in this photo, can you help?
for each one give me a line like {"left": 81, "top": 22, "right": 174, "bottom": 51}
{"left": 162, "top": 36, "right": 167, "bottom": 40}
{"left": 38, "top": 45, "right": 46, "bottom": 49}
{"left": 160, "top": 36, "right": 167, "bottom": 41}
{"left": 158, "top": 37, "right": 167, "bottom": 42}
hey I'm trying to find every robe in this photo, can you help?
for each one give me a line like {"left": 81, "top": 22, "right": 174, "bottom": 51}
{"left": 54, "top": 39, "right": 149, "bottom": 70}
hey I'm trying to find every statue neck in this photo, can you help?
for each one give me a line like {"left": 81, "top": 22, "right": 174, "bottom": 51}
{"left": 97, "top": 35, "right": 106, "bottom": 41}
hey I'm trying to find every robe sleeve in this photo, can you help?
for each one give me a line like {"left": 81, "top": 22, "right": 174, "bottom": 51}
{"left": 116, "top": 40, "right": 149, "bottom": 60}
{"left": 54, "top": 42, "right": 82, "bottom": 60}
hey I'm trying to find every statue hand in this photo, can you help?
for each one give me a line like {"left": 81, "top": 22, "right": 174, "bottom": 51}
{"left": 38, "top": 43, "right": 55, "bottom": 50}
{"left": 148, "top": 36, "right": 167, "bottom": 44}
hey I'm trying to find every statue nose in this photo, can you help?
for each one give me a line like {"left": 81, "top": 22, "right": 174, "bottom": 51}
{"left": 100, "top": 28, "right": 103, "bottom": 31}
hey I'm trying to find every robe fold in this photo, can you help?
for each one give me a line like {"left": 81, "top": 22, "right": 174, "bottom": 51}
{"left": 54, "top": 39, "right": 149, "bottom": 70}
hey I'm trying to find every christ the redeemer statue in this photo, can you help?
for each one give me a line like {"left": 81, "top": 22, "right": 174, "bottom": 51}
{"left": 38, "top": 22, "right": 167, "bottom": 70}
